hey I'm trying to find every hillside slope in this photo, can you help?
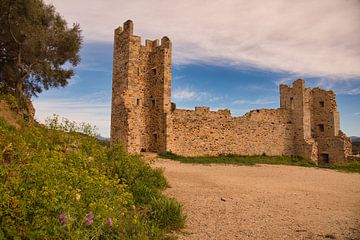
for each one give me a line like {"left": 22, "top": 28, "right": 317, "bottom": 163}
{"left": 0, "top": 110, "right": 184, "bottom": 239}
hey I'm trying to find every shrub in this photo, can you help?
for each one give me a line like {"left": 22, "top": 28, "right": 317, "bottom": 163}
{"left": 45, "top": 114, "right": 98, "bottom": 137}
{"left": 149, "top": 196, "right": 185, "bottom": 231}
{"left": 0, "top": 93, "right": 20, "bottom": 111}
{"left": 108, "top": 146, "right": 168, "bottom": 204}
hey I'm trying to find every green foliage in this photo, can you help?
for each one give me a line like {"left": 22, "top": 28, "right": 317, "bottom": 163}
{"left": 327, "top": 161, "right": 360, "bottom": 173}
{"left": 108, "top": 147, "right": 185, "bottom": 232}
{"left": 149, "top": 196, "right": 185, "bottom": 231}
{"left": 0, "top": 0, "right": 82, "bottom": 98}
{"left": 0, "top": 118, "right": 184, "bottom": 239}
{"left": 45, "top": 114, "right": 98, "bottom": 137}
{"left": 159, "top": 151, "right": 360, "bottom": 173}
{"left": 108, "top": 146, "right": 168, "bottom": 204}
{"left": 0, "top": 93, "right": 19, "bottom": 110}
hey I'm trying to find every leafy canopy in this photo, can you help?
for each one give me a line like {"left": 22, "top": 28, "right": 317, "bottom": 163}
{"left": 0, "top": 0, "right": 82, "bottom": 98}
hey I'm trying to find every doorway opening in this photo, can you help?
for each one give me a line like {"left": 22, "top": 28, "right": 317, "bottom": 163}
{"left": 319, "top": 153, "right": 330, "bottom": 165}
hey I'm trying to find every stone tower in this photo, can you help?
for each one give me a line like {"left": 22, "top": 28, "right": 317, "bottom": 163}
{"left": 280, "top": 79, "right": 352, "bottom": 163}
{"left": 110, "top": 20, "right": 172, "bottom": 152}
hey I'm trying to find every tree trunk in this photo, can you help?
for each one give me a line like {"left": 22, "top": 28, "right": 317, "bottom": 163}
{"left": 15, "top": 79, "right": 23, "bottom": 98}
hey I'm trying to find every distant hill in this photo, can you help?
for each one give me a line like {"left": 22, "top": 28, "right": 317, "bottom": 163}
{"left": 350, "top": 136, "right": 360, "bottom": 142}
{"left": 96, "top": 135, "right": 110, "bottom": 142}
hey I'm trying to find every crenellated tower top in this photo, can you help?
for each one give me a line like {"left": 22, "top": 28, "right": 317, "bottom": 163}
{"left": 114, "top": 20, "right": 171, "bottom": 52}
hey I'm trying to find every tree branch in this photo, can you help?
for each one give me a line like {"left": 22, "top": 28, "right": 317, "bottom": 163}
{"left": 7, "top": 6, "right": 20, "bottom": 45}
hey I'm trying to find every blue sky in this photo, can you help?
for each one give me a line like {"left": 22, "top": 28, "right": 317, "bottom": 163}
{"left": 34, "top": 0, "right": 360, "bottom": 137}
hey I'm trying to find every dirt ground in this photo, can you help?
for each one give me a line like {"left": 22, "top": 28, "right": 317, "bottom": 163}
{"left": 152, "top": 158, "right": 360, "bottom": 240}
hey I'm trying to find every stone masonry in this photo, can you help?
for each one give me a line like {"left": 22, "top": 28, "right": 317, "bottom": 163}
{"left": 110, "top": 20, "right": 352, "bottom": 165}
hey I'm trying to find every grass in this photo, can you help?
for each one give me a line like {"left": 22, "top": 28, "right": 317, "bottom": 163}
{"left": 159, "top": 151, "right": 360, "bottom": 173}
{"left": 149, "top": 196, "right": 186, "bottom": 231}
{"left": 159, "top": 151, "right": 316, "bottom": 167}
{"left": 325, "top": 161, "right": 360, "bottom": 173}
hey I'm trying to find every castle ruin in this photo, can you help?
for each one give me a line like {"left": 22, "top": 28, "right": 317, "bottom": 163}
{"left": 110, "top": 20, "right": 352, "bottom": 165}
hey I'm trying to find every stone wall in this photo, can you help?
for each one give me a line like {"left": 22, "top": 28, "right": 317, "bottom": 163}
{"left": 167, "top": 107, "right": 295, "bottom": 157}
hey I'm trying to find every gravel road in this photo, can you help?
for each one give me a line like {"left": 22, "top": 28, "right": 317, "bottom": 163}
{"left": 153, "top": 159, "right": 360, "bottom": 240}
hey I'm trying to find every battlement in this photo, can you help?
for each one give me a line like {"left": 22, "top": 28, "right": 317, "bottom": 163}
{"left": 114, "top": 20, "right": 171, "bottom": 51}
{"left": 194, "top": 107, "right": 232, "bottom": 116}
{"left": 195, "top": 106, "right": 210, "bottom": 112}
{"left": 280, "top": 79, "right": 336, "bottom": 96}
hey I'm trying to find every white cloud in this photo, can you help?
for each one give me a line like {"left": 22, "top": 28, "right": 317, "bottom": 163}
{"left": 173, "top": 75, "right": 185, "bottom": 80}
{"left": 172, "top": 87, "right": 197, "bottom": 100}
{"left": 233, "top": 98, "right": 278, "bottom": 105}
{"left": 45, "top": 0, "right": 360, "bottom": 79}
{"left": 172, "top": 86, "right": 218, "bottom": 102}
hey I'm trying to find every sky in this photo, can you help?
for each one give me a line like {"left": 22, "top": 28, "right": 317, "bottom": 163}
{"left": 34, "top": 0, "right": 360, "bottom": 137}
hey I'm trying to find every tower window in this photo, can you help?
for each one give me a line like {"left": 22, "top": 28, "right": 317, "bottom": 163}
{"left": 152, "top": 67, "right": 157, "bottom": 76}
{"left": 153, "top": 133, "right": 158, "bottom": 142}
{"left": 319, "top": 101, "right": 324, "bottom": 107}
{"left": 318, "top": 124, "right": 324, "bottom": 132}
{"left": 136, "top": 99, "right": 140, "bottom": 106}
{"left": 152, "top": 99, "right": 156, "bottom": 107}
{"left": 290, "top": 97, "right": 294, "bottom": 110}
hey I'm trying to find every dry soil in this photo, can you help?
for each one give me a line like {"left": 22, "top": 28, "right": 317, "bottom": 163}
{"left": 152, "top": 158, "right": 360, "bottom": 240}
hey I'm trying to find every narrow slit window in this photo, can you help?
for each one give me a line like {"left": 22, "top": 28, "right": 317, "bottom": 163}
{"left": 136, "top": 99, "right": 140, "bottom": 106}
{"left": 153, "top": 133, "right": 158, "bottom": 142}
{"left": 319, "top": 101, "right": 324, "bottom": 107}
{"left": 152, "top": 99, "right": 156, "bottom": 107}
{"left": 152, "top": 68, "right": 157, "bottom": 76}
{"left": 290, "top": 97, "right": 294, "bottom": 110}
{"left": 318, "top": 124, "right": 324, "bottom": 132}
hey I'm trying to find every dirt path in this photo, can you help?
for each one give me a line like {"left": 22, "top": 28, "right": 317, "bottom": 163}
{"left": 152, "top": 158, "right": 360, "bottom": 240}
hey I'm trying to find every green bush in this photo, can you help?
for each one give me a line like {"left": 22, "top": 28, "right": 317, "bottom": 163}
{"left": 0, "top": 118, "right": 184, "bottom": 239}
{"left": 108, "top": 146, "right": 168, "bottom": 204}
{"left": 328, "top": 161, "right": 360, "bottom": 173}
{"left": 0, "top": 93, "right": 20, "bottom": 111}
{"left": 45, "top": 114, "right": 98, "bottom": 137}
{"left": 149, "top": 196, "right": 185, "bottom": 231}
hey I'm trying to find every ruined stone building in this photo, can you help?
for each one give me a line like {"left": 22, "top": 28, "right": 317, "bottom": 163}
{"left": 111, "top": 20, "right": 352, "bottom": 165}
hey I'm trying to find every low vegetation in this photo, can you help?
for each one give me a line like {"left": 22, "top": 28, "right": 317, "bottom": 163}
{"left": 0, "top": 116, "right": 184, "bottom": 239}
{"left": 352, "top": 141, "right": 360, "bottom": 155}
{"left": 159, "top": 152, "right": 360, "bottom": 173}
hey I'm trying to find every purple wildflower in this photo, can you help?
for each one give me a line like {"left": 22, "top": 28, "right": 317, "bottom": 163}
{"left": 59, "top": 213, "right": 67, "bottom": 224}
{"left": 85, "top": 211, "right": 93, "bottom": 226}
{"left": 107, "top": 217, "right": 113, "bottom": 227}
